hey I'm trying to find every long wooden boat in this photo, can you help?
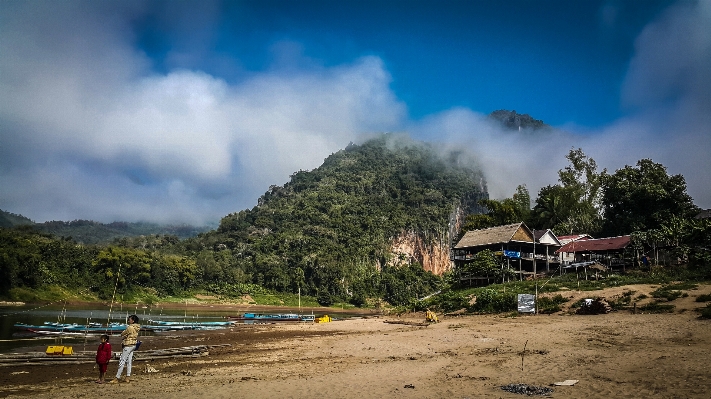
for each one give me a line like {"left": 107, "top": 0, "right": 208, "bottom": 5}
{"left": 149, "top": 320, "right": 235, "bottom": 327}
{"left": 14, "top": 322, "right": 128, "bottom": 334}
{"left": 226, "top": 313, "right": 312, "bottom": 322}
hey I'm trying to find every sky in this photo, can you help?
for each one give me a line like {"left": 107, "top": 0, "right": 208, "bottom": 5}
{"left": 1, "top": 0, "right": 709, "bottom": 225}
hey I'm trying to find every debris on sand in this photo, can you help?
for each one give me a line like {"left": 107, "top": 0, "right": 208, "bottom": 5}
{"left": 500, "top": 383, "right": 554, "bottom": 396}
{"left": 576, "top": 298, "right": 612, "bottom": 315}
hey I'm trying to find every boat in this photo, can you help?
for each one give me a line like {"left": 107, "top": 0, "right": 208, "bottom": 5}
{"left": 226, "top": 313, "right": 313, "bottom": 323}
{"left": 149, "top": 320, "right": 235, "bottom": 327}
{"left": 14, "top": 322, "right": 128, "bottom": 334}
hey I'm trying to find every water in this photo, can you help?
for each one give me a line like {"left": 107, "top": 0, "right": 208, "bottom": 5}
{"left": 0, "top": 303, "right": 369, "bottom": 353}
{"left": 0, "top": 303, "right": 239, "bottom": 353}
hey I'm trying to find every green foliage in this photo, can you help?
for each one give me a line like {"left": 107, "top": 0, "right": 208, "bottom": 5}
{"left": 211, "top": 135, "right": 483, "bottom": 301}
{"left": 419, "top": 289, "right": 470, "bottom": 312}
{"left": 381, "top": 264, "right": 443, "bottom": 306}
{"left": 0, "top": 227, "right": 98, "bottom": 295}
{"left": 459, "top": 249, "right": 500, "bottom": 277}
{"left": 601, "top": 159, "right": 698, "bottom": 236}
{"left": 695, "top": 294, "right": 711, "bottom": 302}
{"left": 536, "top": 294, "right": 567, "bottom": 313}
{"left": 698, "top": 303, "right": 711, "bottom": 319}
{"left": 531, "top": 148, "right": 604, "bottom": 235}
{"left": 470, "top": 288, "right": 517, "bottom": 313}
{"left": 36, "top": 220, "right": 211, "bottom": 245}
{"left": 0, "top": 209, "right": 34, "bottom": 228}
{"left": 639, "top": 301, "right": 676, "bottom": 313}
{"left": 650, "top": 283, "right": 695, "bottom": 301}
{"left": 608, "top": 290, "right": 635, "bottom": 310}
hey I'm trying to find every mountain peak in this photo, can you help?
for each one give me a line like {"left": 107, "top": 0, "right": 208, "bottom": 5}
{"left": 489, "top": 110, "right": 548, "bottom": 131}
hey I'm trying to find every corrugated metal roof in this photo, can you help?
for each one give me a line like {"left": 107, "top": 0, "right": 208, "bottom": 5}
{"left": 555, "top": 235, "right": 631, "bottom": 254}
{"left": 453, "top": 222, "right": 532, "bottom": 249}
{"left": 557, "top": 234, "right": 593, "bottom": 245}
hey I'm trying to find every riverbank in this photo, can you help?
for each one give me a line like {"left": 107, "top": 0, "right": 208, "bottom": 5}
{"left": 2, "top": 284, "right": 710, "bottom": 399}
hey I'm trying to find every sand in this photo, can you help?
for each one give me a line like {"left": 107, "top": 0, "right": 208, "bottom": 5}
{"left": 2, "top": 284, "right": 710, "bottom": 399}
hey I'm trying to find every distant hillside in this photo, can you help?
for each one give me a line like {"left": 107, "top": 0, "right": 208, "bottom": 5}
{"left": 0, "top": 209, "right": 212, "bottom": 244}
{"left": 35, "top": 220, "right": 213, "bottom": 245}
{"left": 490, "top": 109, "right": 548, "bottom": 130}
{"left": 0, "top": 209, "right": 34, "bottom": 228}
{"left": 207, "top": 134, "right": 488, "bottom": 297}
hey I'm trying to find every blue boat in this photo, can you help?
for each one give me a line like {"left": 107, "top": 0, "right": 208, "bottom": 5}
{"left": 227, "top": 313, "right": 311, "bottom": 322}
{"left": 14, "top": 322, "right": 128, "bottom": 334}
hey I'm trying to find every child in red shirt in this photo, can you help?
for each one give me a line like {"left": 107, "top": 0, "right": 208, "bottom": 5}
{"left": 95, "top": 334, "right": 112, "bottom": 383}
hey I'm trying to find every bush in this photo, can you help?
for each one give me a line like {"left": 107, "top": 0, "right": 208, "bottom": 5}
{"left": 349, "top": 292, "right": 367, "bottom": 308}
{"left": 470, "top": 289, "right": 516, "bottom": 313}
{"left": 695, "top": 294, "right": 711, "bottom": 302}
{"left": 609, "top": 290, "right": 635, "bottom": 310}
{"left": 537, "top": 294, "right": 567, "bottom": 314}
{"left": 698, "top": 303, "right": 711, "bottom": 319}
{"left": 651, "top": 283, "right": 695, "bottom": 301}
{"left": 317, "top": 291, "right": 334, "bottom": 307}
{"left": 639, "top": 301, "right": 675, "bottom": 313}
{"left": 422, "top": 290, "right": 470, "bottom": 313}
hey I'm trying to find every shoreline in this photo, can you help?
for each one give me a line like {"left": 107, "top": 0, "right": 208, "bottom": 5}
{"left": 2, "top": 304, "right": 710, "bottom": 399}
{"left": 1, "top": 298, "right": 383, "bottom": 316}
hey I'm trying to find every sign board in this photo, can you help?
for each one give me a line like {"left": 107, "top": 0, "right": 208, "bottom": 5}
{"left": 517, "top": 294, "right": 535, "bottom": 313}
{"left": 504, "top": 250, "right": 521, "bottom": 259}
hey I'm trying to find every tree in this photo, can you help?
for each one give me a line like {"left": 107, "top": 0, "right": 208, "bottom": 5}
{"left": 531, "top": 148, "right": 605, "bottom": 235}
{"left": 461, "top": 186, "right": 530, "bottom": 233}
{"left": 459, "top": 249, "right": 500, "bottom": 278}
{"left": 512, "top": 185, "right": 531, "bottom": 223}
{"left": 601, "top": 159, "right": 698, "bottom": 236}
{"left": 531, "top": 185, "right": 570, "bottom": 230}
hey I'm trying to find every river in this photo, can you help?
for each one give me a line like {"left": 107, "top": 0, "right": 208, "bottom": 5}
{"left": 0, "top": 302, "right": 371, "bottom": 353}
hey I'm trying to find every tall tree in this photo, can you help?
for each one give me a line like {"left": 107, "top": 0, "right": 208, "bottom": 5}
{"left": 531, "top": 148, "right": 605, "bottom": 235}
{"left": 601, "top": 159, "right": 698, "bottom": 236}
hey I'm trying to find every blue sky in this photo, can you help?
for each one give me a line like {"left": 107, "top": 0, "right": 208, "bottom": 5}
{"left": 1, "top": 0, "right": 709, "bottom": 224}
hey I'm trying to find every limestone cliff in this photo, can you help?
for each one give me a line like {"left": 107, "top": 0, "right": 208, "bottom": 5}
{"left": 386, "top": 192, "right": 487, "bottom": 275}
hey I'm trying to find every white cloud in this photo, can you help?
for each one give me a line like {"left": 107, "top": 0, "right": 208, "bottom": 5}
{"left": 1, "top": 0, "right": 709, "bottom": 227}
{"left": 0, "top": 2, "right": 406, "bottom": 224}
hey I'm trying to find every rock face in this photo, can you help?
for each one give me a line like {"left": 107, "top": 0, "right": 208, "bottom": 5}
{"left": 388, "top": 231, "right": 452, "bottom": 275}
{"left": 386, "top": 193, "right": 486, "bottom": 276}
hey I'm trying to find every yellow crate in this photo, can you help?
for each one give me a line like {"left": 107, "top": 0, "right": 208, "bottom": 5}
{"left": 46, "top": 346, "right": 64, "bottom": 355}
{"left": 45, "top": 346, "right": 74, "bottom": 356}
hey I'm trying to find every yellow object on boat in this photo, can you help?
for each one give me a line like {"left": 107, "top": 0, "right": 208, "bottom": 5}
{"left": 315, "top": 315, "right": 332, "bottom": 323}
{"left": 45, "top": 346, "right": 73, "bottom": 356}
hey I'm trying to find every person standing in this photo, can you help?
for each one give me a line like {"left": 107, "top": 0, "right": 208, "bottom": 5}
{"left": 109, "top": 315, "right": 140, "bottom": 383}
{"left": 95, "top": 334, "right": 112, "bottom": 383}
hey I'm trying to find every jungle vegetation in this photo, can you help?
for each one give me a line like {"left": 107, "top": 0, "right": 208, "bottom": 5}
{"left": 1, "top": 134, "right": 709, "bottom": 311}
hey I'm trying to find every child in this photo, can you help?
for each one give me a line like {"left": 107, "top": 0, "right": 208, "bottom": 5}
{"left": 95, "top": 334, "right": 112, "bottom": 383}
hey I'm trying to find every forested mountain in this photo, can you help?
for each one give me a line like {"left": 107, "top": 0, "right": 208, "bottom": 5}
{"left": 0, "top": 135, "right": 488, "bottom": 305}
{"left": 196, "top": 134, "right": 488, "bottom": 302}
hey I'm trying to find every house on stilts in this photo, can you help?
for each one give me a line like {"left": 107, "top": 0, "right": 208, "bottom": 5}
{"left": 451, "top": 222, "right": 561, "bottom": 284}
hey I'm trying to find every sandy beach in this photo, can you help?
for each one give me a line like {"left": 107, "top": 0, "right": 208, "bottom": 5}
{"left": 2, "top": 284, "right": 710, "bottom": 399}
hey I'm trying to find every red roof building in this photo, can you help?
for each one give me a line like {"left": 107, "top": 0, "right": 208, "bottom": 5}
{"left": 555, "top": 235, "right": 633, "bottom": 269}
